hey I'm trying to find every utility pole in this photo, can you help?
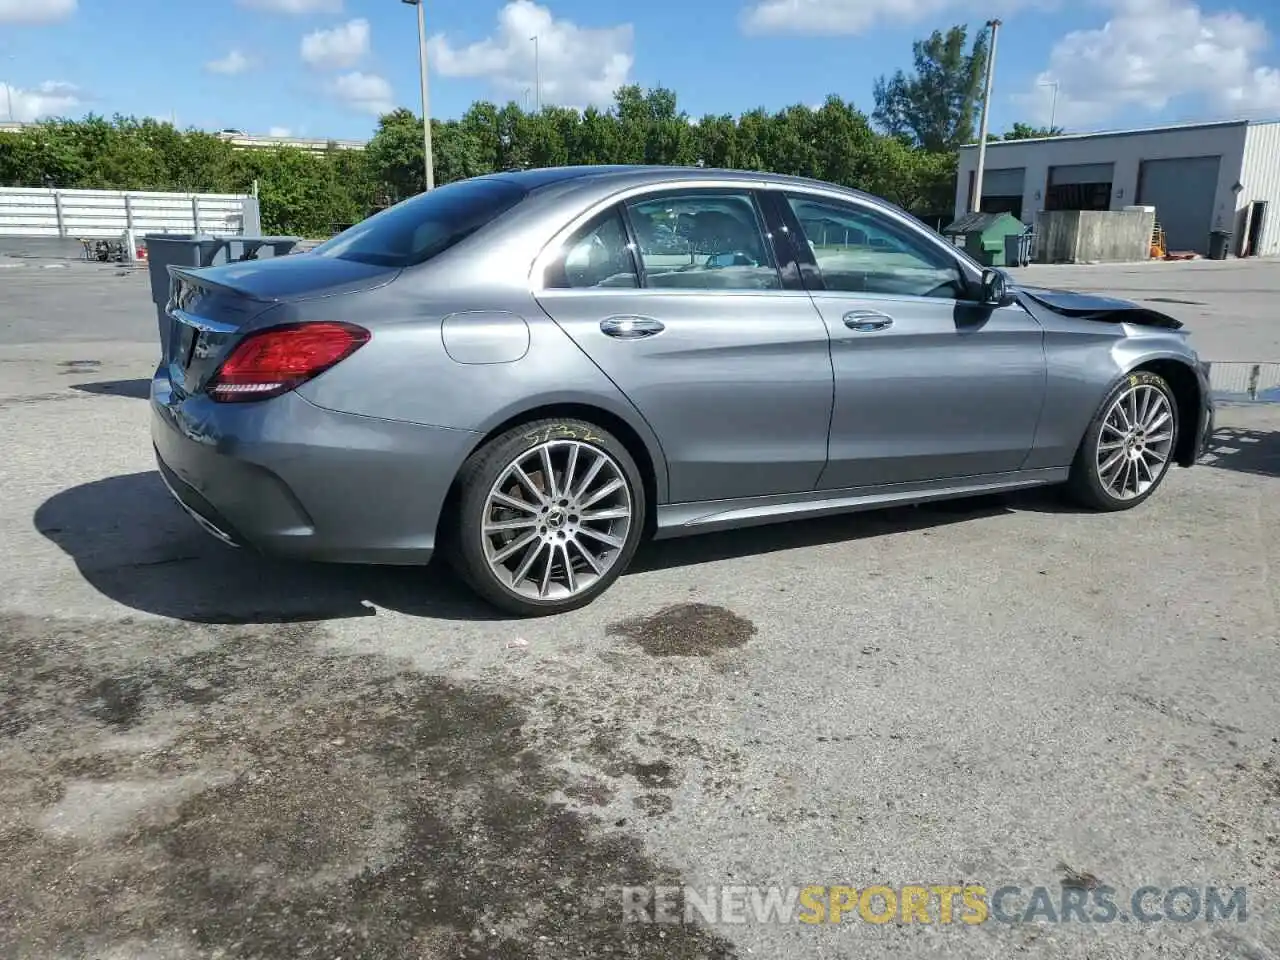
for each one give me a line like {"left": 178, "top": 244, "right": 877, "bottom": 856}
{"left": 530, "top": 35, "right": 541, "bottom": 112}
{"left": 1040, "top": 79, "right": 1059, "bottom": 131}
{"left": 402, "top": 0, "right": 434, "bottom": 191}
{"left": 3, "top": 54, "right": 15, "bottom": 122}
{"left": 971, "top": 18, "right": 1001, "bottom": 213}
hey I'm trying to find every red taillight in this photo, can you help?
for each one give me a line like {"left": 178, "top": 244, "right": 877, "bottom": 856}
{"left": 207, "top": 321, "right": 370, "bottom": 402}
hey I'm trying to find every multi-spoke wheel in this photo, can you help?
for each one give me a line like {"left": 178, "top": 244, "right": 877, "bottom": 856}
{"left": 1066, "top": 371, "right": 1179, "bottom": 511}
{"left": 448, "top": 419, "right": 646, "bottom": 615}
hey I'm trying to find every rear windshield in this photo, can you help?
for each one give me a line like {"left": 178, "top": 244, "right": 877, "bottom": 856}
{"left": 310, "top": 177, "right": 527, "bottom": 268}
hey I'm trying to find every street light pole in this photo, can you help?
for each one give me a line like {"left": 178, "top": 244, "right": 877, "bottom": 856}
{"left": 530, "top": 35, "right": 541, "bottom": 112}
{"left": 402, "top": 0, "right": 434, "bottom": 191}
{"left": 1038, "top": 79, "right": 1059, "bottom": 131}
{"left": 3, "top": 55, "right": 15, "bottom": 122}
{"left": 971, "top": 18, "right": 1001, "bottom": 213}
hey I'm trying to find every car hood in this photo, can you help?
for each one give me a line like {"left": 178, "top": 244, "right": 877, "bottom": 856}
{"left": 1012, "top": 284, "right": 1183, "bottom": 329}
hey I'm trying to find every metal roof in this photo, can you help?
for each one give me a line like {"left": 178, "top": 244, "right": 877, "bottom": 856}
{"left": 956, "top": 117, "right": 1270, "bottom": 151}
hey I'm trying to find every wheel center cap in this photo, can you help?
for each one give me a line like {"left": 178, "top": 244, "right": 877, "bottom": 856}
{"left": 547, "top": 511, "right": 564, "bottom": 529}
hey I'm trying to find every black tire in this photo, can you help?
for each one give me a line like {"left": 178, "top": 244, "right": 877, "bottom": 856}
{"left": 446, "top": 417, "right": 647, "bottom": 616}
{"left": 1065, "top": 370, "right": 1179, "bottom": 511}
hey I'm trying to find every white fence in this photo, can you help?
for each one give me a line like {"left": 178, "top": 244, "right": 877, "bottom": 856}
{"left": 0, "top": 187, "right": 260, "bottom": 240}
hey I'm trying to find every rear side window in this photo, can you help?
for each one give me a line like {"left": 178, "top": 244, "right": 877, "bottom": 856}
{"left": 625, "top": 191, "right": 781, "bottom": 291}
{"left": 544, "top": 209, "right": 640, "bottom": 289}
{"left": 310, "top": 178, "right": 527, "bottom": 268}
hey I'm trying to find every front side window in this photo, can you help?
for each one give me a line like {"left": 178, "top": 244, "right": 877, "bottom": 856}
{"left": 786, "top": 195, "right": 966, "bottom": 299}
{"left": 625, "top": 191, "right": 782, "bottom": 291}
{"left": 311, "top": 177, "right": 527, "bottom": 269}
{"left": 544, "top": 209, "right": 639, "bottom": 289}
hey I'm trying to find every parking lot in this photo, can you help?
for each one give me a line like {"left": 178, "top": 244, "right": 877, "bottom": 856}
{"left": 1, "top": 256, "right": 1278, "bottom": 959}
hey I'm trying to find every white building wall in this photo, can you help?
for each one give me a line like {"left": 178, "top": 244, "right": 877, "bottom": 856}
{"left": 954, "top": 122, "right": 1249, "bottom": 233}
{"left": 1240, "top": 121, "right": 1280, "bottom": 257}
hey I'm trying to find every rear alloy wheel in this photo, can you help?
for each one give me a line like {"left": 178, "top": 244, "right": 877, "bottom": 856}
{"left": 449, "top": 419, "right": 646, "bottom": 616}
{"left": 1066, "top": 371, "right": 1179, "bottom": 511}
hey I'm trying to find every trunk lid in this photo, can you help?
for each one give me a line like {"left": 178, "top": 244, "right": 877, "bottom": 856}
{"left": 161, "top": 254, "right": 398, "bottom": 397}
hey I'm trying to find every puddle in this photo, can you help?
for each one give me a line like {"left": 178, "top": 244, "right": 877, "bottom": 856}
{"left": 607, "top": 603, "right": 757, "bottom": 657}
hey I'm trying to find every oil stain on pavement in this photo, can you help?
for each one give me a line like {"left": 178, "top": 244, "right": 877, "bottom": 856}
{"left": 0, "top": 613, "right": 738, "bottom": 959}
{"left": 607, "top": 603, "right": 757, "bottom": 657}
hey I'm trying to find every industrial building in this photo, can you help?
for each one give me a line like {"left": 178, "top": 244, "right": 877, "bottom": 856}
{"left": 954, "top": 119, "right": 1280, "bottom": 257}
{"left": 0, "top": 122, "right": 367, "bottom": 154}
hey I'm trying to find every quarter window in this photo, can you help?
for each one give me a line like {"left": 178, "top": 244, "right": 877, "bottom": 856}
{"left": 545, "top": 209, "right": 639, "bottom": 289}
{"left": 786, "top": 195, "right": 966, "bottom": 299}
{"left": 625, "top": 192, "right": 782, "bottom": 291}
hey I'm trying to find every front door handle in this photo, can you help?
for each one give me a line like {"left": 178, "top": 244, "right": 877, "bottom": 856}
{"left": 843, "top": 310, "right": 894, "bottom": 332}
{"left": 600, "top": 316, "right": 665, "bottom": 339}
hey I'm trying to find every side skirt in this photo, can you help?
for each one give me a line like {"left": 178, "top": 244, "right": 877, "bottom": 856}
{"left": 653, "top": 467, "right": 1070, "bottom": 539}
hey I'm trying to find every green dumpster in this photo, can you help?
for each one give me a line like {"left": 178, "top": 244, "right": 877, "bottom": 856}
{"left": 941, "top": 212, "right": 1027, "bottom": 267}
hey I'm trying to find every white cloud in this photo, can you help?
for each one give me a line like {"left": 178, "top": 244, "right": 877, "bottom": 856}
{"left": 0, "top": 0, "right": 75, "bottom": 23}
{"left": 1016, "top": 0, "right": 1280, "bottom": 127}
{"left": 0, "top": 80, "right": 82, "bottom": 121}
{"left": 301, "top": 18, "right": 370, "bottom": 69}
{"left": 237, "top": 0, "right": 341, "bottom": 12}
{"left": 269, "top": 126, "right": 293, "bottom": 137}
{"left": 428, "top": 0, "right": 633, "bottom": 109}
{"left": 205, "top": 50, "right": 250, "bottom": 75}
{"left": 740, "top": 0, "right": 1038, "bottom": 35}
{"left": 328, "top": 71, "right": 394, "bottom": 116}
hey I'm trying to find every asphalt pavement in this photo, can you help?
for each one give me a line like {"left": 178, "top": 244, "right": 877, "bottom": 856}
{"left": 1, "top": 255, "right": 1278, "bottom": 959}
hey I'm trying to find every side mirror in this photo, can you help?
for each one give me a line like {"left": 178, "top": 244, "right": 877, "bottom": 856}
{"left": 980, "top": 268, "right": 1014, "bottom": 306}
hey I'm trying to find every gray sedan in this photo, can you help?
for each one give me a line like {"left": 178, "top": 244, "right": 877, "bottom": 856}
{"left": 151, "top": 165, "right": 1214, "bottom": 615}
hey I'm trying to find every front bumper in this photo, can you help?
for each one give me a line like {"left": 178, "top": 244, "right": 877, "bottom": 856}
{"left": 150, "top": 369, "right": 481, "bottom": 564}
{"left": 1192, "top": 362, "right": 1216, "bottom": 462}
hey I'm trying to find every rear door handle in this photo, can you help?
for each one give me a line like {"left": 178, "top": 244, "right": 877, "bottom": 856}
{"left": 600, "top": 316, "right": 665, "bottom": 339}
{"left": 843, "top": 310, "right": 894, "bottom": 332}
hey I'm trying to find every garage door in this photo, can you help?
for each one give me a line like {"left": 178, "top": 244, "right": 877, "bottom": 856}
{"left": 982, "top": 167, "right": 1025, "bottom": 197}
{"left": 1137, "top": 156, "right": 1221, "bottom": 254}
{"left": 1046, "top": 163, "right": 1114, "bottom": 211}
{"left": 978, "top": 167, "right": 1025, "bottom": 218}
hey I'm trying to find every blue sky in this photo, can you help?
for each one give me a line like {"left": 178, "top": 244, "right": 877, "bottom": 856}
{"left": 3, "top": 0, "right": 1280, "bottom": 141}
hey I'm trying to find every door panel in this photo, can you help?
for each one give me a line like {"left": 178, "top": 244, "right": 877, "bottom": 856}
{"left": 813, "top": 294, "right": 1047, "bottom": 488}
{"left": 535, "top": 289, "right": 834, "bottom": 503}
{"left": 773, "top": 190, "right": 1046, "bottom": 489}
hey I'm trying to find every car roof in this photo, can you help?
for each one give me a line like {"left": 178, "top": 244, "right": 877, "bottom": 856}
{"left": 479, "top": 164, "right": 881, "bottom": 203}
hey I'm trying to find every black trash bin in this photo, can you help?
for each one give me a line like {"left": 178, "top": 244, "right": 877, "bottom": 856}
{"left": 1208, "top": 230, "right": 1232, "bottom": 261}
{"left": 143, "top": 234, "right": 230, "bottom": 355}
{"left": 142, "top": 234, "right": 300, "bottom": 356}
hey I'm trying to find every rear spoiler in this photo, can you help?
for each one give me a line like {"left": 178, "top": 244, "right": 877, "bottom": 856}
{"left": 165, "top": 268, "right": 288, "bottom": 330}
{"left": 168, "top": 265, "right": 274, "bottom": 302}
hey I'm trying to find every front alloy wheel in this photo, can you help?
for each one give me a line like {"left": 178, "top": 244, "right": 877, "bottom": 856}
{"left": 1067, "top": 371, "right": 1179, "bottom": 511}
{"left": 450, "top": 419, "right": 646, "bottom": 615}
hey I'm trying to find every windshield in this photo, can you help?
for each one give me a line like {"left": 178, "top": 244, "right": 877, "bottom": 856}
{"left": 310, "top": 178, "right": 527, "bottom": 269}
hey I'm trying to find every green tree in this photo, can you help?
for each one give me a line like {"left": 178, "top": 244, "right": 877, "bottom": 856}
{"left": 0, "top": 78, "right": 971, "bottom": 235}
{"left": 1003, "top": 122, "right": 1064, "bottom": 140}
{"left": 872, "top": 25, "right": 989, "bottom": 152}
{"left": 364, "top": 108, "right": 427, "bottom": 201}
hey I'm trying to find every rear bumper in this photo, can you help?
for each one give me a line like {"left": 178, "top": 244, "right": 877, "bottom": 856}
{"left": 150, "top": 369, "right": 480, "bottom": 564}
